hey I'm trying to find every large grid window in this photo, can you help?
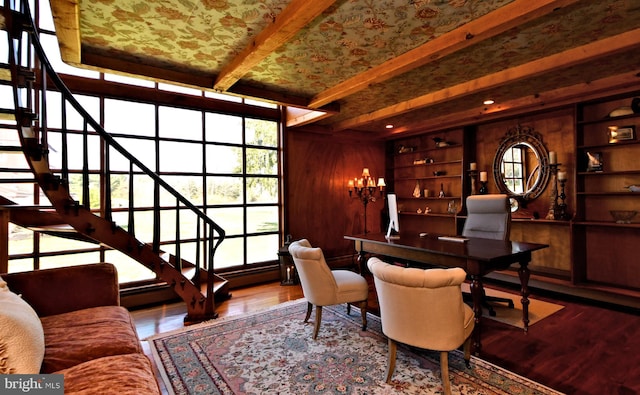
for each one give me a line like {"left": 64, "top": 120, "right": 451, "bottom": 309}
{"left": 0, "top": 1, "right": 282, "bottom": 283}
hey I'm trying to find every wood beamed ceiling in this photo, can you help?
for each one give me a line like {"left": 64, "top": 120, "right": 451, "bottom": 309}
{"left": 48, "top": 0, "right": 640, "bottom": 137}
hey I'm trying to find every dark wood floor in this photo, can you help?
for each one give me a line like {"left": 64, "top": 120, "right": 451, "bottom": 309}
{"left": 131, "top": 280, "right": 640, "bottom": 395}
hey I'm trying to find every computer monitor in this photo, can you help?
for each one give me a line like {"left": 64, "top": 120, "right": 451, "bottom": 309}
{"left": 386, "top": 193, "right": 400, "bottom": 239}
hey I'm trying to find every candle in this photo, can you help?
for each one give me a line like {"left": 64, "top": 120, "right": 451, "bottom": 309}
{"left": 470, "top": 162, "right": 477, "bottom": 170}
{"left": 549, "top": 151, "right": 557, "bottom": 164}
{"left": 480, "top": 171, "right": 487, "bottom": 182}
{"left": 558, "top": 171, "right": 567, "bottom": 181}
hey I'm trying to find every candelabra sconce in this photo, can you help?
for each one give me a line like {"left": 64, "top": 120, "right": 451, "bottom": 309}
{"left": 468, "top": 170, "right": 478, "bottom": 195}
{"left": 545, "top": 163, "right": 559, "bottom": 220}
{"left": 556, "top": 172, "right": 569, "bottom": 220}
{"left": 348, "top": 168, "right": 385, "bottom": 234}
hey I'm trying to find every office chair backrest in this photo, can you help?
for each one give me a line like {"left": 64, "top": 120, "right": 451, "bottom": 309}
{"left": 462, "top": 194, "right": 511, "bottom": 240}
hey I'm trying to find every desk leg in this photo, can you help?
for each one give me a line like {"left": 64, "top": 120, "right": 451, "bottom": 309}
{"left": 518, "top": 261, "right": 531, "bottom": 332}
{"left": 469, "top": 274, "right": 483, "bottom": 355}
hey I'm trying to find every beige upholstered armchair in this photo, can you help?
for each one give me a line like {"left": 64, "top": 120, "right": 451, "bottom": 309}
{"left": 288, "top": 239, "right": 368, "bottom": 339}
{"left": 367, "top": 257, "right": 474, "bottom": 395}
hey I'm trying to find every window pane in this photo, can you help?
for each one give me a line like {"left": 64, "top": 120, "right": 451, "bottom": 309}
{"left": 206, "top": 177, "right": 242, "bottom": 205}
{"left": 209, "top": 207, "right": 243, "bottom": 236}
{"left": 105, "top": 250, "right": 157, "bottom": 283}
{"left": 246, "top": 119, "right": 277, "bottom": 147}
{"left": 206, "top": 145, "right": 242, "bottom": 174}
{"left": 104, "top": 73, "right": 155, "bottom": 88}
{"left": 158, "top": 83, "right": 202, "bottom": 96}
{"left": 246, "top": 148, "right": 277, "bottom": 175}
{"left": 112, "top": 137, "right": 156, "bottom": 172}
{"left": 67, "top": 95, "right": 100, "bottom": 131}
{"left": 67, "top": 173, "right": 100, "bottom": 208}
{"left": 105, "top": 99, "right": 156, "bottom": 136}
{"left": 38, "top": 0, "right": 56, "bottom": 31}
{"left": 39, "top": 33, "right": 99, "bottom": 79}
{"left": 40, "top": 252, "right": 101, "bottom": 270}
{"left": 48, "top": 132, "right": 101, "bottom": 171}
{"left": 204, "top": 91, "right": 242, "bottom": 103}
{"left": 159, "top": 107, "right": 202, "bottom": 140}
{"left": 214, "top": 237, "right": 244, "bottom": 269}
{"left": 7, "top": 258, "right": 33, "bottom": 274}
{"left": 159, "top": 175, "right": 203, "bottom": 206}
{"left": 39, "top": 233, "right": 97, "bottom": 253}
{"left": 8, "top": 223, "right": 32, "bottom": 255}
{"left": 247, "top": 206, "right": 278, "bottom": 233}
{"left": 247, "top": 177, "right": 278, "bottom": 203}
{"left": 247, "top": 234, "right": 278, "bottom": 264}
{"left": 159, "top": 141, "right": 202, "bottom": 172}
{"left": 205, "top": 113, "right": 242, "bottom": 143}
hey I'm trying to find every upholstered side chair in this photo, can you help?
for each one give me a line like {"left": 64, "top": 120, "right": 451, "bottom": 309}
{"left": 368, "top": 257, "right": 474, "bottom": 395}
{"left": 288, "top": 239, "right": 368, "bottom": 339}
{"left": 462, "top": 194, "right": 514, "bottom": 315}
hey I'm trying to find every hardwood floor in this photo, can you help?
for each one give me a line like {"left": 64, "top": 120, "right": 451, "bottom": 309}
{"left": 131, "top": 280, "right": 640, "bottom": 395}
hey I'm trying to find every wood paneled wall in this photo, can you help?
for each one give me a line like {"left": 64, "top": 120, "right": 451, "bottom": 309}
{"left": 284, "top": 130, "right": 386, "bottom": 258}
{"left": 475, "top": 107, "right": 576, "bottom": 218}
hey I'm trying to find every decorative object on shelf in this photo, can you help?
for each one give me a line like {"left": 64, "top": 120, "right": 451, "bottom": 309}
{"left": 423, "top": 189, "right": 430, "bottom": 197}
{"left": 413, "top": 181, "right": 421, "bottom": 197}
{"left": 413, "top": 158, "right": 426, "bottom": 165}
{"left": 555, "top": 171, "right": 569, "bottom": 220}
{"left": 607, "top": 106, "right": 634, "bottom": 118}
{"left": 478, "top": 171, "right": 488, "bottom": 194}
{"left": 424, "top": 206, "right": 432, "bottom": 213}
{"left": 607, "top": 125, "right": 635, "bottom": 143}
{"left": 545, "top": 162, "right": 559, "bottom": 220}
{"left": 433, "top": 137, "right": 451, "bottom": 148}
{"left": 626, "top": 185, "right": 640, "bottom": 193}
{"left": 433, "top": 170, "right": 446, "bottom": 176}
{"left": 447, "top": 200, "right": 457, "bottom": 214}
{"left": 397, "top": 145, "right": 415, "bottom": 153}
{"left": 586, "top": 151, "right": 603, "bottom": 172}
{"left": 509, "top": 197, "right": 519, "bottom": 213}
{"left": 348, "top": 168, "right": 385, "bottom": 234}
{"left": 632, "top": 97, "right": 640, "bottom": 113}
{"left": 609, "top": 210, "right": 637, "bottom": 224}
{"left": 438, "top": 183, "right": 445, "bottom": 198}
{"left": 493, "top": 125, "right": 550, "bottom": 202}
{"left": 469, "top": 170, "right": 478, "bottom": 195}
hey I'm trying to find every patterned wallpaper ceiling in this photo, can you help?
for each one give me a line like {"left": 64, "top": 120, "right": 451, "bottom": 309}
{"left": 50, "top": 0, "right": 640, "bottom": 136}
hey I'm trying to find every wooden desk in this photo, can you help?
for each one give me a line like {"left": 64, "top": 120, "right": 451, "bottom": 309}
{"left": 345, "top": 232, "right": 548, "bottom": 353}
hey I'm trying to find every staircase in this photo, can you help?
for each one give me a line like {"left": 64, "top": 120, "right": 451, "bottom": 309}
{"left": 0, "top": 1, "right": 229, "bottom": 324}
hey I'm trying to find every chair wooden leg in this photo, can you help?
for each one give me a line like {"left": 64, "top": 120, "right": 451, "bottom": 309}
{"left": 463, "top": 336, "right": 472, "bottom": 369}
{"left": 440, "top": 351, "right": 452, "bottom": 395}
{"left": 346, "top": 303, "right": 351, "bottom": 315}
{"left": 385, "top": 338, "right": 397, "bottom": 383}
{"left": 312, "top": 305, "right": 323, "bottom": 340}
{"left": 304, "top": 302, "right": 313, "bottom": 323}
{"left": 359, "top": 300, "right": 367, "bottom": 331}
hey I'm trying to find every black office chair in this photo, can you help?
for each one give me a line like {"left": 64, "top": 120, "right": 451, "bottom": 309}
{"left": 461, "top": 194, "right": 514, "bottom": 316}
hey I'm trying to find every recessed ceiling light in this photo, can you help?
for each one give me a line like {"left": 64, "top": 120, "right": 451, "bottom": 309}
{"left": 483, "top": 99, "right": 495, "bottom": 105}
{"left": 385, "top": 124, "right": 394, "bottom": 129}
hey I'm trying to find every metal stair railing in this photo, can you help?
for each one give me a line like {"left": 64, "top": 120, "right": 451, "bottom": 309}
{"left": 2, "top": 0, "right": 226, "bottom": 322}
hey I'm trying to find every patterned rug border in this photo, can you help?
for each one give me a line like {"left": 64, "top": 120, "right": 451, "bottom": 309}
{"left": 148, "top": 298, "right": 564, "bottom": 395}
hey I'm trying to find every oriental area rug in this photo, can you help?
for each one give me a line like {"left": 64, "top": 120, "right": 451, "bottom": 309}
{"left": 148, "top": 299, "right": 564, "bottom": 395}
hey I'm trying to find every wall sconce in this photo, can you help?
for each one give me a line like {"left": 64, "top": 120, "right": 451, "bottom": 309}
{"left": 348, "top": 168, "right": 385, "bottom": 234}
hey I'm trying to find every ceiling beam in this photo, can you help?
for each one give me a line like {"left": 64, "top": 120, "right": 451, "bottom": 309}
{"left": 213, "top": 0, "right": 337, "bottom": 92}
{"left": 308, "top": 0, "right": 579, "bottom": 109}
{"left": 49, "top": 0, "right": 81, "bottom": 64}
{"left": 331, "top": 28, "right": 640, "bottom": 132}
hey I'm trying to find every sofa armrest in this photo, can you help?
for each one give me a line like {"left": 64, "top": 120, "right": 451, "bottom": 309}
{"left": 1, "top": 263, "right": 120, "bottom": 317}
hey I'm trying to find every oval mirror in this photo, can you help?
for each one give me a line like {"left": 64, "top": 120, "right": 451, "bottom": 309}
{"left": 492, "top": 125, "right": 550, "bottom": 202}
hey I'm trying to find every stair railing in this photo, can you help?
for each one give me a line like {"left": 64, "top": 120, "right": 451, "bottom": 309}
{"left": 3, "top": 1, "right": 225, "bottom": 303}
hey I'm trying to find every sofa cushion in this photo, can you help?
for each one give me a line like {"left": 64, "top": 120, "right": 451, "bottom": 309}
{"left": 40, "top": 305, "right": 142, "bottom": 373}
{"left": 0, "top": 275, "right": 45, "bottom": 374}
{"left": 56, "top": 353, "right": 160, "bottom": 394}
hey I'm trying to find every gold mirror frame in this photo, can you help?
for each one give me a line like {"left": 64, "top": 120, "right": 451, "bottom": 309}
{"left": 492, "top": 125, "right": 550, "bottom": 202}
